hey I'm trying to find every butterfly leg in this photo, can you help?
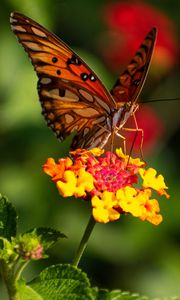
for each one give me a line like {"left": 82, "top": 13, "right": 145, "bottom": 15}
{"left": 121, "top": 113, "right": 144, "bottom": 160}
{"left": 96, "top": 123, "right": 127, "bottom": 153}
{"left": 114, "top": 131, "right": 127, "bottom": 154}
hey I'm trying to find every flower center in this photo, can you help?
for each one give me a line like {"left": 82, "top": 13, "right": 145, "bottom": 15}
{"left": 87, "top": 152, "right": 137, "bottom": 194}
{"left": 94, "top": 166, "right": 130, "bottom": 192}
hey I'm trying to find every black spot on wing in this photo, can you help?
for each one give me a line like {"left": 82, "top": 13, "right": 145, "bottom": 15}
{"left": 89, "top": 73, "right": 96, "bottom": 81}
{"left": 59, "top": 89, "right": 65, "bottom": 97}
{"left": 52, "top": 57, "right": 58, "bottom": 63}
{"left": 80, "top": 72, "right": 88, "bottom": 81}
{"left": 132, "top": 79, "right": 140, "bottom": 86}
{"left": 67, "top": 54, "right": 81, "bottom": 66}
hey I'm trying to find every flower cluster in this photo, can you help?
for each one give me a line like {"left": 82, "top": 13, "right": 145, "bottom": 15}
{"left": 43, "top": 148, "right": 169, "bottom": 225}
{"left": 0, "top": 233, "right": 44, "bottom": 264}
{"left": 15, "top": 233, "right": 44, "bottom": 260}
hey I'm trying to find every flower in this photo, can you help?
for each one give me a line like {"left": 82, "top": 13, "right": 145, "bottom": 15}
{"left": 116, "top": 187, "right": 163, "bottom": 225}
{"left": 139, "top": 167, "right": 169, "bottom": 198}
{"left": 86, "top": 151, "right": 139, "bottom": 195}
{"left": 56, "top": 169, "right": 94, "bottom": 198}
{"left": 43, "top": 148, "right": 169, "bottom": 225}
{"left": 100, "top": 2, "right": 178, "bottom": 76}
{"left": 92, "top": 191, "right": 120, "bottom": 223}
{"left": 15, "top": 233, "right": 44, "bottom": 260}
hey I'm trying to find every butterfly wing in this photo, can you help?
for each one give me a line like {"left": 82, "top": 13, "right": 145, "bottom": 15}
{"left": 110, "top": 27, "right": 157, "bottom": 106}
{"left": 10, "top": 12, "right": 116, "bottom": 149}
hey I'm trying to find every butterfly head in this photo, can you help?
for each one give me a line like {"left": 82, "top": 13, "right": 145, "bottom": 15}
{"left": 126, "top": 101, "right": 139, "bottom": 114}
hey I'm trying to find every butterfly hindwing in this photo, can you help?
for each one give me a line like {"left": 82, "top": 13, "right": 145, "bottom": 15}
{"left": 10, "top": 12, "right": 116, "bottom": 149}
{"left": 111, "top": 27, "right": 157, "bottom": 106}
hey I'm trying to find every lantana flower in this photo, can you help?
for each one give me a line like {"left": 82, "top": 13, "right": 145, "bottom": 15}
{"left": 43, "top": 148, "right": 169, "bottom": 225}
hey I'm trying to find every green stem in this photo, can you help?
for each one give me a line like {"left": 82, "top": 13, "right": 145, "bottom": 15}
{"left": 72, "top": 215, "right": 96, "bottom": 267}
{"left": 0, "top": 260, "right": 18, "bottom": 300}
{"left": 14, "top": 260, "right": 29, "bottom": 282}
{"left": 0, "top": 258, "right": 29, "bottom": 300}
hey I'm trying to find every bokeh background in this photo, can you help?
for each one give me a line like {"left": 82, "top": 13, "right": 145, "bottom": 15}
{"left": 1, "top": 0, "right": 180, "bottom": 299}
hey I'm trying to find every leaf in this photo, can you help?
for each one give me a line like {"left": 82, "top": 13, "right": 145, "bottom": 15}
{"left": 92, "top": 288, "right": 150, "bottom": 300}
{"left": 26, "top": 227, "right": 66, "bottom": 251}
{"left": 29, "top": 264, "right": 93, "bottom": 300}
{"left": 17, "top": 280, "right": 43, "bottom": 300}
{"left": 0, "top": 194, "right": 17, "bottom": 245}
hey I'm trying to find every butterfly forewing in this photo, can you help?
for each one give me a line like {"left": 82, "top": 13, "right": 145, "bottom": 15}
{"left": 10, "top": 12, "right": 116, "bottom": 149}
{"left": 111, "top": 27, "right": 157, "bottom": 106}
{"left": 10, "top": 12, "right": 157, "bottom": 150}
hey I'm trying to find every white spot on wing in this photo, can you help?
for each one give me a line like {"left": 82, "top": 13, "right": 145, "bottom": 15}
{"left": 65, "top": 90, "right": 79, "bottom": 101}
{"left": 50, "top": 123, "right": 54, "bottom": 129}
{"left": 42, "top": 89, "right": 79, "bottom": 102}
{"left": 31, "top": 27, "right": 47, "bottom": 37}
{"left": 47, "top": 112, "right": 55, "bottom": 120}
{"left": 40, "top": 78, "right": 52, "bottom": 84}
{"left": 83, "top": 127, "right": 90, "bottom": 136}
{"left": 11, "top": 25, "right": 26, "bottom": 32}
{"left": 79, "top": 89, "right": 93, "bottom": 102}
{"left": 10, "top": 16, "right": 17, "bottom": 23}
{"left": 92, "top": 116, "right": 106, "bottom": 124}
{"left": 61, "top": 79, "right": 69, "bottom": 83}
{"left": 23, "top": 42, "right": 42, "bottom": 51}
{"left": 55, "top": 130, "right": 60, "bottom": 136}
{"left": 74, "top": 107, "right": 99, "bottom": 117}
{"left": 71, "top": 125, "right": 78, "bottom": 132}
{"left": 94, "top": 96, "right": 110, "bottom": 113}
{"left": 65, "top": 114, "right": 74, "bottom": 124}
{"left": 49, "top": 89, "right": 59, "bottom": 96}
{"left": 119, "top": 90, "right": 125, "bottom": 94}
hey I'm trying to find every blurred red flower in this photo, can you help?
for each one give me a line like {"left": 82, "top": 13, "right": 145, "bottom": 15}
{"left": 124, "top": 104, "right": 164, "bottom": 155}
{"left": 100, "top": 1, "right": 178, "bottom": 76}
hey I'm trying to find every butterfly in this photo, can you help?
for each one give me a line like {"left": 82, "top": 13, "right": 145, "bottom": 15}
{"left": 10, "top": 12, "right": 157, "bottom": 150}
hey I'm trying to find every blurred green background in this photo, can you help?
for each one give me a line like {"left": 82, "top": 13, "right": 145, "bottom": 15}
{"left": 1, "top": 0, "right": 180, "bottom": 299}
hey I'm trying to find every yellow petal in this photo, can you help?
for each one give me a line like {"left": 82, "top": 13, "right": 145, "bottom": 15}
{"left": 116, "top": 148, "right": 144, "bottom": 166}
{"left": 116, "top": 187, "right": 144, "bottom": 217}
{"left": 89, "top": 148, "right": 104, "bottom": 156}
{"left": 74, "top": 169, "right": 94, "bottom": 197}
{"left": 77, "top": 169, "right": 94, "bottom": 192}
{"left": 139, "top": 168, "right": 169, "bottom": 198}
{"left": 139, "top": 198, "right": 163, "bottom": 225}
{"left": 56, "top": 170, "right": 77, "bottom": 197}
{"left": 91, "top": 192, "right": 120, "bottom": 223}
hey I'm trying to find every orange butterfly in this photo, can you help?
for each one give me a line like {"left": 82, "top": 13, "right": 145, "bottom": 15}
{"left": 10, "top": 12, "right": 157, "bottom": 150}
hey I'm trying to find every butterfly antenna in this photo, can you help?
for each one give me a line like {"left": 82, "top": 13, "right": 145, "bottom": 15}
{"left": 140, "top": 97, "right": 180, "bottom": 104}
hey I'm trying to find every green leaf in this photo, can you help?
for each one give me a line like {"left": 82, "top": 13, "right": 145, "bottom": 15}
{"left": 0, "top": 194, "right": 17, "bottom": 244}
{"left": 92, "top": 288, "right": 150, "bottom": 300}
{"left": 17, "top": 280, "right": 43, "bottom": 300}
{"left": 26, "top": 227, "right": 66, "bottom": 250}
{"left": 29, "top": 264, "right": 93, "bottom": 300}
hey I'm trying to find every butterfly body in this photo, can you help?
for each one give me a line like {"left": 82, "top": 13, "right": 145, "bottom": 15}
{"left": 10, "top": 12, "right": 157, "bottom": 150}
